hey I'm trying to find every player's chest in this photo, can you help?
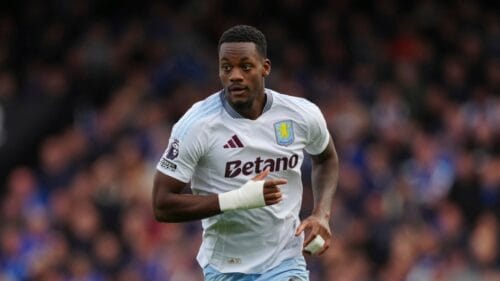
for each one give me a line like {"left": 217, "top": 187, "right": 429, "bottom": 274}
{"left": 203, "top": 119, "right": 305, "bottom": 176}
{"left": 210, "top": 118, "right": 305, "bottom": 156}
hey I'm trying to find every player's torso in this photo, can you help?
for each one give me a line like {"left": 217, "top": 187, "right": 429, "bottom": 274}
{"left": 195, "top": 106, "right": 308, "bottom": 271}
{"left": 190, "top": 91, "right": 314, "bottom": 272}
{"left": 194, "top": 109, "right": 307, "bottom": 193}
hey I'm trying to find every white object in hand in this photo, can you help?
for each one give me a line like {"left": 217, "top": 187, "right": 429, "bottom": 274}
{"left": 304, "top": 235, "right": 325, "bottom": 254}
{"left": 218, "top": 180, "right": 266, "bottom": 212}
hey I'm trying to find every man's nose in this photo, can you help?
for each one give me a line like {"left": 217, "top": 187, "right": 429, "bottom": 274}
{"left": 229, "top": 68, "right": 243, "bottom": 82}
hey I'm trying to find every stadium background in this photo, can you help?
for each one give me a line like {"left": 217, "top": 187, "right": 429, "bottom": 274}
{"left": 1, "top": 0, "right": 500, "bottom": 280}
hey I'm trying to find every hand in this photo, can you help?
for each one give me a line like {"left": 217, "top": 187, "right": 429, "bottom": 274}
{"left": 252, "top": 168, "right": 287, "bottom": 206}
{"left": 295, "top": 214, "right": 331, "bottom": 255}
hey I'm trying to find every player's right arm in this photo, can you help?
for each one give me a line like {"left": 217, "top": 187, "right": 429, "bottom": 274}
{"left": 153, "top": 168, "right": 287, "bottom": 223}
{"left": 152, "top": 171, "right": 220, "bottom": 222}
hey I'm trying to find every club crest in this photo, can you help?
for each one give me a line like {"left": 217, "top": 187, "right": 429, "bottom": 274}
{"left": 274, "top": 120, "right": 294, "bottom": 146}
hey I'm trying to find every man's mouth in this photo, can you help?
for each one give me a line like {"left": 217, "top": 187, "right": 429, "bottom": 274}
{"left": 228, "top": 85, "right": 247, "bottom": 95}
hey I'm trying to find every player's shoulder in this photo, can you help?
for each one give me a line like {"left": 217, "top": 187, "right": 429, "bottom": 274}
{"left": 187, "top": 91, "right": 222, "bottom": 114}
{"left": 267, "top": 88, "right": 322, "bottom": 114}
{"left": 171, "top": 91, "right": 223, "bottom": 139}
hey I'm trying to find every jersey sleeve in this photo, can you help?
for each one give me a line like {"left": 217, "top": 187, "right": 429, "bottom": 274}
{"left": 156, "top": 104, "right": 208, "bottom": 183}
{"left": 304, "top": 102, "right": 330, "bottom": 155}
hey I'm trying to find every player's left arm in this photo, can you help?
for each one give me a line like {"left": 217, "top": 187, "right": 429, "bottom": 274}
{"left": 295, "top": 135, "right": 339, "bottom": 255}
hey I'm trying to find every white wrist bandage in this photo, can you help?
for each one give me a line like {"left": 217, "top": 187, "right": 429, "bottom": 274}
{"left": 304, "top": 235, "right": 325, "bottom": 255}
{"left": 218, "top": 180, "right": 266, "bottom": 212}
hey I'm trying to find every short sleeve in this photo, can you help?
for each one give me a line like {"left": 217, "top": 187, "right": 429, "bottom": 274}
{"left": 156, "top": 108, "right": 207, "bottom": 183}
{"left": 304, "top": 103, "right": 330, "bottom": 155}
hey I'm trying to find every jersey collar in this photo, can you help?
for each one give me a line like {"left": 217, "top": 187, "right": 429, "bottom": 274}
{"left": 220, "top": 89, "right": 273, "bottom": 119}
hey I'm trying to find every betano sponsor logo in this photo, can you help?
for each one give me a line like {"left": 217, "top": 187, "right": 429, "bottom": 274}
{"left": 224, "top": 154, "right": 299, "bottom": 178}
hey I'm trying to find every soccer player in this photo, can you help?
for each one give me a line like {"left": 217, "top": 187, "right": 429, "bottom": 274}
{"left": 153, "top": 25, "right": 339, "bottom": 281}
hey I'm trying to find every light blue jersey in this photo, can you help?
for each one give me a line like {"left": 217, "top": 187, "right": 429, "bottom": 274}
{"left": 157, "top": 89, "right": 329, "bottom": 274}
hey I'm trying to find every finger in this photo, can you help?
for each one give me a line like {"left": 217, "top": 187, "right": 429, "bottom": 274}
{"left": 295, "top": 221, "right": 309, "bottom": 236}
{"left": 265, "top": 197, "right": 282, "bottom": 205}
{"left": 264, "top": 191, "right": 282, "bottom": 201}
{"left": 300, "top": 223, "right": 318, "bottom": 245}
{"left": 264, "top": 178, "right": 288, "bottom": 188}
{"left": 263, "top": 186, "right": 280, "bottom": 193}
{"left": 303, "top": 232, "right": 315, "bottom": 247}
{"left": 252, "top": 168, "right": 270, "bottom": 181}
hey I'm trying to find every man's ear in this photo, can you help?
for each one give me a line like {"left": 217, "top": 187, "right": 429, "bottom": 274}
{"left": 263, "top": 59, "right": 271, "bottom": 77}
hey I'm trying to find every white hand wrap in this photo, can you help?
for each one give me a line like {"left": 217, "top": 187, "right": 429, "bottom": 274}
{"left": 218, "top": 180, "right": 266, "bottom": 212}
{"left": 304, "top": 235, "right": 325, "bottom": 255}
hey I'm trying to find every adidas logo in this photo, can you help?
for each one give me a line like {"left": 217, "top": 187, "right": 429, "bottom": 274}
{"left": 223, "top": 134, "right": 244, "bottom": 148}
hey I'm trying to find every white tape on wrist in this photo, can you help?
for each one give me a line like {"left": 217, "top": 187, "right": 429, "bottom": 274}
{"left": 218, "top": 180, "right": 266, "bottom": 212}
{"left": 304, "top": 235, "right": 325, "bottom": 255}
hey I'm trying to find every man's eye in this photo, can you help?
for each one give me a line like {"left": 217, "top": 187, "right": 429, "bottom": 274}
{"left": 242, "top": 64, "right": 252, "bottom": 71}
{"left": 222, "top": 65, "right": 232, "bottom": 72}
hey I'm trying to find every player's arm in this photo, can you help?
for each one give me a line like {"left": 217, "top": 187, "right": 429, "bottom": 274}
{"left": 296, "top": 135, "right": 339, "bottom": 255}
{"left": 153, "top": 169, "right": 287, "bottom": 223}
{"left": 153, "top": 172, "right": 220, "bottom": 222}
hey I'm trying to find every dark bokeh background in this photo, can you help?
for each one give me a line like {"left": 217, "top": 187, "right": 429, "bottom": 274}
{"left": 1, "top": 1, "right": 500, "bottom": 280}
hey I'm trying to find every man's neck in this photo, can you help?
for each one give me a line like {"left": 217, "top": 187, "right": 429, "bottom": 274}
{"left": 238, "top": 93, "right": 266, "bottom": 120}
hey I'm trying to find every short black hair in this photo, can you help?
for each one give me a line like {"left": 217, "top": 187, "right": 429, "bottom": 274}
{"left": 218, "top": 25, "right": 267, "bottom": 57}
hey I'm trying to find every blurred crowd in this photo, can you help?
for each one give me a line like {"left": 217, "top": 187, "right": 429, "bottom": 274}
{"left": 1, "top": 0, "right": 500, "bottom": 280}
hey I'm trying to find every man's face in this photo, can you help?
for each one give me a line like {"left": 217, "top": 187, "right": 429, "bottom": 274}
{"left": 219, "top": 42, "right": 271, "bottom": 111}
